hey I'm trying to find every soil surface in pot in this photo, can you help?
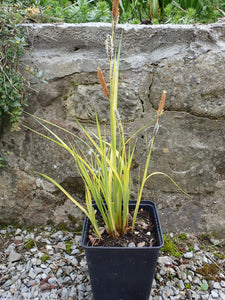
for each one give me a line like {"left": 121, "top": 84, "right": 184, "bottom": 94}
{"left": 87, "top": 208, "right": 157, "bottom": 247}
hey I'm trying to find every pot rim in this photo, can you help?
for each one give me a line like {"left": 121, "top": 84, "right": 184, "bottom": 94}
{"left": 81, "top": 200, "right": 164, "bottom": 250}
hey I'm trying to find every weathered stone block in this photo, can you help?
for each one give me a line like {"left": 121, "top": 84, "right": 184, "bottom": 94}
{"left": 0, "top": 22, "right": 225, "bottom": 235}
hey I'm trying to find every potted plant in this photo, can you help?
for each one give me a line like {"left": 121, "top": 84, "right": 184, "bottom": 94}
{"left": 26, "top": 1, "right": 188, "bottom": 299}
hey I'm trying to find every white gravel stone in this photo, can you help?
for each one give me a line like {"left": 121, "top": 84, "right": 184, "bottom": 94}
{"left": 61, "top": 287, "right": 69, "bottom": 299}
{"left": 191, "top": 291, "right": 200, "bottom": 299}
{"left": 8, "top": 250, "right": 22, "bottom": 263}
{"left": 40, "top": 264, "right": 47, "bottom": 269}
{"left": 5, "top": 243, "right": 16, "bottom": 255}
{"left": 178, "top": 280, "right": 185, "bottom": 290}
{"left": 35, "top": 235, "right": 42, "bottom": 242}
{"left": 46, "top": 245, "right": 53, "bottom": 250}
{"left": 211, "top": 289, "right": 219, "bottom": 298}
{"left": 36, "top": 259, "right": 42, "bottom": 266}
{"left": 213, "top": 282, "right": 221, "bottom": 289}
{"left": 64, "top": 254, "right": 78, "bottom": 266}
{"left": 30, "top": 247, "right": 37, "bottom": 253}
{"left": 71, "top": 249, "right": 79, "bottom": 255}
{"left": 56, "top": 268, "right": 63, "bottom": 277}
{"left": 184, "top": 252, "right": 194, "bottom": 259}
{"left": 201, "top": 294, "right": 210, "bottom": 300}
{"left": 219, "top": 291, "right": 225, "bottom": 300}
{"left": 41, "top": 273, "right": 47, "bottom": 280}
{"left": 15, "top": 228, "right": 22, "bottom": 235}
{"left": 28, "top": 268, "right": 37, "bottom": 280}
{"left": 158, "top": 256, "right": 173, "bottom": 265}
{"left": 170, "top": 296, "right": 181, "bottom": 300}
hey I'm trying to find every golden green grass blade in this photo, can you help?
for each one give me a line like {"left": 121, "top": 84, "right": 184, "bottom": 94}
{"left": 145, "top": 171, "right": 191, "bottom": 197}
{"left": 86, "top": 157, "right": 109, "bottom": 219}
{"left": 131, "top": 136, "right": 156, "bottom": 229}
{"left": 36, "top": 172, "right": 88, "bottom": 216}
{"left": 125, "top": 117, "right": 158, "bottom": 145}
{"left": 27, "top": 115, "right": 122, "bottom": 231}
{"left": 85, "top": 185, "right": 101, "bottom": 238}
{"left": 25, "top": 118, "right": 94, "bottom": 166}
{"left": 74, "top": 155, "right": 106, "bottom": 214}
{"left": 92, "top": 130, "right": 117, "bottom": 232}
{"left": 29, "top": 118, "right": 69, "bottom": 148}
{"left": 95, "top": 112, "right": 104, "bottom": 150}
{"left": 25, "top": 113, "right": 96, "bottom": 151}
{"left": 23, "top": 125, "right": 77, "bottom": 159}
{"left": 95, "top": 114, "right": 115, "bottom": 224}
{"left": 122, "top": 142, "right": 136, "bottom": 230}
{"left": 112, "top": 136, "right": 123, "bottom": 224}
{"left": 83, "top": 147, "right": 116, "bottom": 234}
{"left": 72, "top": 114, "right": 123, "bottom": 190}
{"left": 108, "top": 52, "right": 121, "bottom": 224}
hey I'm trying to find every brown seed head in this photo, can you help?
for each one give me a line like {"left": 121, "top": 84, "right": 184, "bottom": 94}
{"left": 112, "top": 0, "right": 120, "bottom": 21}
{"left": 97, "top": 67, "right": 110, "bottom": 99}
{"left": 157, "top": 90, "right": 167, "bottom": 115}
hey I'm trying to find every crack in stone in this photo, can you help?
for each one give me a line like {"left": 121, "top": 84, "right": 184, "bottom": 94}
{"left": 147, "top": 63, "right": 225, "bottom": 121}
{"left": 164, "top": 108, "right": 225, "bottom": 121}
{"left": 148, "top": 64, "right": 157, "bottom": 111}
{"left": 138, "top": 95, "right": 144, "bottom": 113}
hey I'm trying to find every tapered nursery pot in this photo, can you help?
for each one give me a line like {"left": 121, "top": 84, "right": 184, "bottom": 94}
{"left": 81, "top": 200, "right": 164, "bottom": 300}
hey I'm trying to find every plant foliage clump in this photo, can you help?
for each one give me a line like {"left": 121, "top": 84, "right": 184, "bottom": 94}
{"left": 3, "top": 0, "right": 112, "bottom": 23}
{"left": 26, "top": 0, "right": 188, "bottom": 241}
{"left": 163, "top": 0, "right": 223, "bottom": 24}
{"left": 0, "top": 3, "right": 27, "bottom": 131}
{"left": 161, "top": 235, "right": 183, "bottom": 258}
{"left": 1, "top": 0, "right": 225, "bottom": 26}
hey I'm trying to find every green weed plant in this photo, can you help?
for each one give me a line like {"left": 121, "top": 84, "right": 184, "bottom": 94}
{"left": 2, "top": 0, "right": 224, "bottom": 25}
{"left": 0, "top": 157, "right": 6, "bottom": 168}
{"left": 0, "top": 3, "right": 27, "bottom": 130}
{"left": 164, "top": 0, "right": 223, "bottom": 24}
{"left": 161, "top": 234, "right": 182, "bottom": 258}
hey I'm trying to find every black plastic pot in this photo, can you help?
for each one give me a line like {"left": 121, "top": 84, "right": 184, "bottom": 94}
{"left": 81, "top": 200, "right": 164, "bottom": 300}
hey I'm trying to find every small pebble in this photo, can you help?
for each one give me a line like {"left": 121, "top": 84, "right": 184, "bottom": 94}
{"left": 211, "top": 289, "right": 219, "bottom": 298}
{"left": 184, "top": 252, "right": 194, "bottom": 259}
{"left": 213, "top": 282, "right": 221, "bottom": 289}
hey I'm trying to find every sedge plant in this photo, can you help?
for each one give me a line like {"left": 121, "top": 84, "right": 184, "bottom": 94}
{"left": 26, "top": 0, "right": 188, "bottom": 241}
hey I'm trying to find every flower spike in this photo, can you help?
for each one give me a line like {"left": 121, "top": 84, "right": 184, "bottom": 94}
{"left": 97, "top": 67, "right": 110, "bottom": 99}
{"left": 157, "top": 90, "right": 167, "bottom": 116}
{"left": 112, "top": 0, "right": 120, "bottom": 23}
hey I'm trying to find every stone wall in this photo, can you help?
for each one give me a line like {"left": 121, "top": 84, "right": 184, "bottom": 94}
{"left": 0, "top": 22, "right": 225, "bottom": 235}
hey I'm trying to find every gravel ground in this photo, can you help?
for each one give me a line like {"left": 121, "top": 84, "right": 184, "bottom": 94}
{"left": 0, "top": 225, "right": 224, "bottom": 300}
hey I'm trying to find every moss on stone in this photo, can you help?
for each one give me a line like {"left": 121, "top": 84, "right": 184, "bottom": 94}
{"left": 178, "top": 233, "right": 188, "bottom": 240}
{"left": 196, "top": 263, "right": 220, "bottom": 281}
{"left": 24, "top": 239, "right": 35, "bottom": 249}
{"left": 213, "top": 252, "right": 225, "bottom": 259}
{"left": 161, "top": 235, "right": 182, "bottom": 258}
{"left": 41, "top": 253, "right": 50, "bottom": 262}
{"left": 185, "top": 283, "right": 191, "bottom": 289}
{"left": 57, "top": 222, "right": 69, "bottom": 231}
{"left": 65, "top": 240, "right": 73, "bottom": 254}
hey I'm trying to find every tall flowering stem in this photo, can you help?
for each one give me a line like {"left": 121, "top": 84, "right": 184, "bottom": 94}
{"left": 131, "top": 91, "right": 167, "bottom": 229}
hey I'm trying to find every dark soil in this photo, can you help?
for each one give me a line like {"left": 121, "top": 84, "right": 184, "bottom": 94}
{"left": 86, "top": 208, "right": 158, "bottom": 247}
